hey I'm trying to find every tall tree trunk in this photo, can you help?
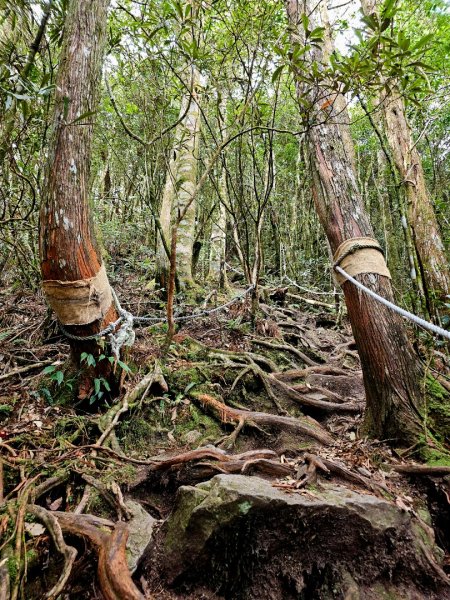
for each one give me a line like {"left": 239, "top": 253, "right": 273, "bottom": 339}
{"left": 208, "top": 184, "right": 228, "bottom": 288}
{"left": 39, "top": 0, "right": 117, "bottom": 393}
{"left": 285, "top": 0, "right": 425, "bottom": 445}
{"left": 361, "top": 0, "right": 450, "bottom": 316}
{"left": 172, "top": 67, "right": 202, "bottom": 289}
{"left": 208, "top": 92, "right": 229, "bottom": 288}
{"left": 156, "top": 68, "right": 201, "bottom": 291}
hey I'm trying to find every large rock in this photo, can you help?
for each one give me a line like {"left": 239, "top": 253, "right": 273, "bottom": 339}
{"left": 160, "top": 474, "right": 448, "bottom": 599}
{"left": 125, "top": 500, "right": 157, "bottom": 573}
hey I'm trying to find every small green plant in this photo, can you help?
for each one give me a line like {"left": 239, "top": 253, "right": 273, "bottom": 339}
{"left": 90, "top": 376, "right": 111, "bottom": 405}
{"left": 40, "top": 364, "right": 75, "bottom": 405}
{"left": 81, "top": 352, "right": 132, "bottom": 375}
{"left": 0, "top": 404, "right": 13, "bottom": 417}
{"left": 42, "top": 364, "right": 66, "bottom": 386}
{"left": 80, "top": 352, "right": 131, "bottom": 404}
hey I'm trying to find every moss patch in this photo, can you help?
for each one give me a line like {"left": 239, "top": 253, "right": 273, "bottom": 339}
{"left": 425, "top": 376, "right": 450, "bottom": 442}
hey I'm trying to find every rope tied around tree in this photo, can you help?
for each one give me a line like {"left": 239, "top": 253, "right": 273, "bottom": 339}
{"left": 334, "top": 237, "right": 450, "bottom": 342}
{"left": 333, "top": 237, "right": 391, "bottom": 285}
{"left": 58, "top": 285, "right": 255, "bottom": 351}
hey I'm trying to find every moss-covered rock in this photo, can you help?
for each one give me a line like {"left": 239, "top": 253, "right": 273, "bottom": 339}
{"left": 159, "top": 474, "right": 449, "bottom": 599}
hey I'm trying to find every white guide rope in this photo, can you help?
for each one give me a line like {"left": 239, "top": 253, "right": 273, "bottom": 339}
{"left": 335, "top": 266, "right": 450, "bottom": 342}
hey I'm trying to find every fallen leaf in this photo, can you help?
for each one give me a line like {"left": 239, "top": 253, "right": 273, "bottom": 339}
{"left": 25, "top": 522, "right": 45, "bottom": 537}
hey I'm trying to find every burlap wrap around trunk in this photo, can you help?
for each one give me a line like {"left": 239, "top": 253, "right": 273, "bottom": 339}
{"left": 333, "top": 237, "right": 391, "bottom": 286}
{"left": 42, "top": 264, "right": 112, "bottom": 325}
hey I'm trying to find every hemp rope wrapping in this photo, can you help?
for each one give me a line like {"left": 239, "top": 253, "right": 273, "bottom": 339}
{"left": 333, "top": 237, "right": 391, "bottom": 286}
{"left": 42, "top": 264, "right": 112, "bottom": 325}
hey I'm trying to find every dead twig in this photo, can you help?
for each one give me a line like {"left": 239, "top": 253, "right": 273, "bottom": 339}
{"left": 0, "top": 360, "right": 58, "bottom": 382}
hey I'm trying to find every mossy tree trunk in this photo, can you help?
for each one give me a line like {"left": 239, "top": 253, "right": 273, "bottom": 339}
{"left": 156, "top": 67, "right": 202, "bottom": 291}
{"left": 208, "top": 177, "right": 229, "bottom": 289}
{"left": 285, "top": 0, "right": 425, "bottom": 445}
{"left": 208, "top": 91, "right": 229, "bottom": 289}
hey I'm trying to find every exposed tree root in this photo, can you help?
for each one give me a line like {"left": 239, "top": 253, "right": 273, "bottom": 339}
{"left": 316, "top": 455, "right": 386, "bottom": 495}
{"left": 267, "top": 374, "right": 361, "bottom": 413}
{"left": 295, "top": 453, "right": 330, "bottom": 488}
{"left": 182, "top": 336, "right": 278, "bottom": 372}
{"left": 148, "top": 447, "right": 278, "bottom": 471}
{"left": 97, "top": 362, "right": 168, "bottom": 449}
{"left": 80, "top": 474, "right": 131, "bottom": 521}
{"left": 273, "top": 365, "right": 356, "bottom": 382}
{"left": 194, "top": 392, "right": 334, "bottom": 445}
{"left": 291, "top": 383, "right": 344, "bottom": 403}
{"left": 195, "top": 457, "right": 294, "bottom": 478}
{"left": 217, "top": 416, "right": 246, "bottom": 449}
{"left": 251, "top": 338, "right": 317, "bottom": 367}
{"left": 50, "top": 511, "right": 146, "bottom": 600}
{"left": 27, "top": 505, "right": 77, "bottom": 600}
{"left": 286, "top": 291, "right": 335, "bottom": 310}
{"left": 277, "top": 453, "right": 386, "bottom": 496}
{"left": 391, "top": 464, "right": 450, "bottom": 476}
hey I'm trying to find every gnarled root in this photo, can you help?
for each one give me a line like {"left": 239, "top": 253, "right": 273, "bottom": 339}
{"left": 49, "top": 511, "right": 146, "bottom": 600}
{"left": 295, "top": 453, "right": 330, "bottom": 488}
{"left": 194, "top": 392, "right": 333, "bottom": 445}
{"left": 27, "top": 505, "right": 77, "bottom": 600}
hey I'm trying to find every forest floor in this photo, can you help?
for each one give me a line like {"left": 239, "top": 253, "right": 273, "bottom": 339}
{"left": 1, "top": 272, "right": 450, "bottom": 599}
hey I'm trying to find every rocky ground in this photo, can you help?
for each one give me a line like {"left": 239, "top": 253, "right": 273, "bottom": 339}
{"left": 0, "top": 277, "right": 449, "bottom": 599}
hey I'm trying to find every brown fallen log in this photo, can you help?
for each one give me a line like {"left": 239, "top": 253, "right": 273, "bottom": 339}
{"left": 194, "top": 393, "right": 334, "bottom": 445}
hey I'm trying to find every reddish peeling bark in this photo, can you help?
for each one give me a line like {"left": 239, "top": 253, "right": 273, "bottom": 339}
{"left": 285, "top": 0, "right": 425, "bottom": 445}
{"left": 39, "top": 0, "right": 117, "bottom": 390}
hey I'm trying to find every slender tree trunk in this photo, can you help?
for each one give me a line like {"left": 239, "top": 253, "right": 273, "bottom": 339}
{"left": 156, "top": 132, "right": 180, "bottom": 291}
{"left": 285, "top": 0, "right": 425, "bottom": 445}
{"left": 0, "top": 1, "right": 53, "bottom": 166}
{"left": 208, "top": 92, "right": 229, "bottom": 288}
{"left": 39, "top": 0, "right": 117, "bottom": 393}
{"left": 156, "top": 68, "right": 201, "bottom": 291}
{"left": 208, "top": 189, "right": 228, "bottom": 288}
{"left": 173, "top": 67, "right": 202, "bottom": 289}
{"left": 361, "top": 0, "right": 450, "bottom": 315}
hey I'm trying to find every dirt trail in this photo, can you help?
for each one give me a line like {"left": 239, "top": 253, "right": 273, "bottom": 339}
{"left": 0, "top": 282, "right": 449, "bottom": 598}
